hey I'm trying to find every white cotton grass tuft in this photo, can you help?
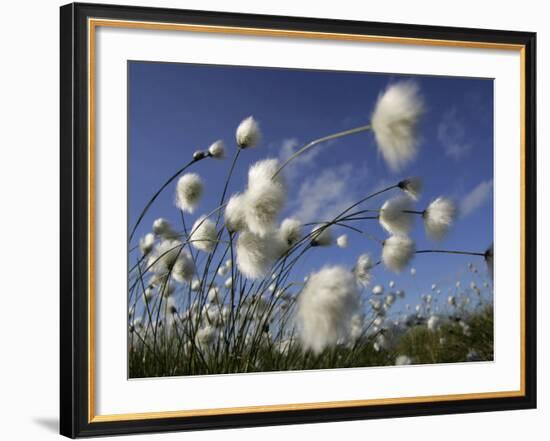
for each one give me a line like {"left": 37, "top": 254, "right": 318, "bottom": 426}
{"left": 139, "top": 233, "right": 155, "bottom": 256}
{"left": 152, "top": 218, "right": 178, "bottom": 240}
{"left": 142, "top": 287, "right": 154, "bottom": 304}
{"left": 224, "top": 192, "right": 247, "bottom": 232}
{"left": 195, "top": 325, "right": 216, "bottom": 350}
{"left": 395, "top": 355, "right": 412, "bottom": 366}
{"left": 427, "top": 315, "right": 441, "bottom": 331}
{"left": 191, "top": 279, "right": 202, "bottom": 292}
{"left": 423, "top": 197, "right": 457, "bottom": 241}
{"left": 349, "top": 314, "right": 364, "bottom": 343}
{"left": 207, "top": 286, "right": 220, "bottom": 303}
{"left": 148, "top": 272, "right": 169, "bottom": 289}
{"left": 243, "top": 158, "right": 287, "bottom": 237}
{"left": 354, "top": 253, "right": 374, "bottom": 287}
{"left": 310, "top": 224, "right": 333, "bottom": 246}
{"left": 147, "top": 239, "right": 182, "bottom": 274}
{"left": 217, "top": 266, "right": 229, "bottom": 277}
{"left": 236, "top": 116, "right": 261, "bottom": 148}
{"left": 336, "top": 234, "right": 349, "bottom": 248}
{"left": 236, "top": 230, "right": 283, "bottom": 279}
{"left": 398, "top": 177, "right": 423, "bottom": 200}
{"left": 278, "top": 217, "right": 302, "bottom": 249}
{"left": 372, "top": 284, "right": 384, "bottom": 295}
{"left": 296, "top": 266, "right": 360, "bottom": 354}
{"left": 382, "top": 235, "right": 415, "bottom": 273}
{"left": 379, "top": 195, "right": 415, "bottom": 235}
{"left": 207, "top": 140, "right": 225, "bottom": 159}
{"left": 190, "top": 215, "right": 217, "bottom": 253}
{"left": 175, "top": 173, "right": 203, "bottom": 214}
{"left": 370, "top": 81, "right": 424, "bottom": 172}
{"left": 171, "top": 249, "right": 196, "bottom": 283}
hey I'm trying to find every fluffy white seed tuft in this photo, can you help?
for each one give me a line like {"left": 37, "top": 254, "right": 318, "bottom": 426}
{"left": 152, "top": 218, "right": 178, "bottom": 240}
{"left": 175, "top": 173, "right": 203, "bottom": 214}
{"left": 147, "top": 239, "right": 182, "bottom": 274}
{"left": 395, "top": 355, "right": 412, "bottom": 365}
{"left": 207, "top": 140, "right": 225, "bottom": 159}
{"left": 423, "top": 197, "right": 457, "bottom": 241}
{"left": 371, "top": 81, "right": 424, "bottom": 171}
{"left": 379, "top": 195, "right": 415, "bottom": 235}
{"left": 398, "top": 177, "right": 423, "bottom": 200}
{"left": 191, "top": 279, "right": 202, "bottom": 292}
{"left": 171, "top": 249, "right": 196, "bottom": 283}
{"left": 427, "top": 315, "right": 441, "bottom": 331}
{"left": 382, "top": 235, "right": 415, "bottom": 273}
{"left": 310, "top": 224, "right": 333, "bottom": 246}
{"left": 236, "top": 116, "right": 261, "bottom": 148}
{"left": 296, "top": 266, "right": 360, "bottom": 354}
{"left": 354, "top": 253, "right": 374, "bottom": 287}
{"left": 278, "top": 218, "right": 302, "bottom": 250}
{"left": 336, "top": 234, "right": 349, "bottom": 248}
{"left": 244, "top": 159, "right": 287, "bottom": 237}
{"left": 190, "top": 215, "right": 217, "bottom": 253}
{"left": 224, "top": 192, "right": 247, "bottom": 232}
{"left": 236, "top": 230, "right": 283, "bottom": 279}
{"left": 139, "top": 233, "right": 155, "bottom": 256}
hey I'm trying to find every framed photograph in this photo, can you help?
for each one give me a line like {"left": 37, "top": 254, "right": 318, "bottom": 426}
{"left": 60, "top": 2, "right": 536, "bottom": 438}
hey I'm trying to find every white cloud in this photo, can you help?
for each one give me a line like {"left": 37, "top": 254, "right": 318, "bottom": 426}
{"left": 289, "top": 163, "right": 361, "bottom": 223}
{"left": 437, "top": 108, "right": 472, "bottom": 160}
{"left": 460, "top": 180, "right": 493, "bottom": 217}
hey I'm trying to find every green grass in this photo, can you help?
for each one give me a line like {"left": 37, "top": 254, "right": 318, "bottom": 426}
{"left": 129, "top": 304, "right": 493, "bottom": 378}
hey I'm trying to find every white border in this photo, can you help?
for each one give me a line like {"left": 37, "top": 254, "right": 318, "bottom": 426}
{"left": 94, "top": 25, "right": 521, "bottom": 415}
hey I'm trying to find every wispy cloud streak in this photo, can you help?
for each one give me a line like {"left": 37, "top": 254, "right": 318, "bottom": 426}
{"left": 437, "top": 108, "right": 472, "bottom": 160}
{"left": 460, "top": 179, "right": 493, "bottom": 217}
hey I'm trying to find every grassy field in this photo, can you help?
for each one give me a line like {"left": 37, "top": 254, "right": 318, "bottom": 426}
{"left": 129, "top": 303, "right": 493, "bottom": 378}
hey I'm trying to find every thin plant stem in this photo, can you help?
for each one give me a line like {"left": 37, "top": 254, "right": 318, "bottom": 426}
{"left": 129, "top": 158, "right": 201, "bottom": 243}
{"left": 272, "top": 124, "right": 371, "bottom": 178}
{"left": 416, "top": 250, "right": 485, "bottom": 257}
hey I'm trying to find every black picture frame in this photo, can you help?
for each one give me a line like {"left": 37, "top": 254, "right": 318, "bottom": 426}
{"left": 60, "top": 2, "right": 537, "bottom": 438}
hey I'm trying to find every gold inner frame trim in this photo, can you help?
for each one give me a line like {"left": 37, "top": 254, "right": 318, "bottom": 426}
{"left": 87, "top": 18, "right": 527, "bottom": 423}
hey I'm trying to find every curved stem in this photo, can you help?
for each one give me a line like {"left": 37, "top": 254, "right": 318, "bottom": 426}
{"left": 216, "top": 148, "right": 241, "bottom": 226}
{"left": 272, "top": 124, "right": 371, "bottom": 179}
{"left": 329, "top": 222, "right": 384, "bottom": 245}
{"left": 129, "top": 158, "right": 200, "bottom": 243}
{"left": 402, "top": 210, "right": 424, "bottom": 215}
{"left": 416, "top": 249, "right": 485, "bottom": 257}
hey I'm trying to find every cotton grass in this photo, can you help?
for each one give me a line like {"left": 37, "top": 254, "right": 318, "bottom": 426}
{"left": 243, "top": 158, "right": 287, "bottom": 237}
{"left": 190, "top": 215, "right": 217, "bottom": 253}
{"left": 208, "top": 140, "right": 225, "bottom": 159}
{"left": 379, "top": 196, "right": 415, "bottom": 235}
{"left": 175, "top": 173, "right": 203, "bottom": 214}
{"left": 139, "top": 233, "right": 155, "bottom": 256}
{"left": 423, "top": 197, "right": 457, "bottom": 241}
{"left": 371, "top": 81, "right": 424, "bottom": 172}
{"left": 354, "top": 253, "right": 374, "bottom": 287}
{"left": 236, "top": 230, "right": 282, "bottom": 279}
{"left": 382, "top": 235, "right": 415, "bottom": 273}
{"left": 236, "top": 116, "right": 261, "bottom": 148}
{"left": 296, "top": 266, "right": 360, "bottom": 354}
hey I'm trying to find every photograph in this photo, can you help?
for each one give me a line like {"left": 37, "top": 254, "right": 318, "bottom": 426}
{"left": 127, "top": 62, "right": 495, "bottom": 379}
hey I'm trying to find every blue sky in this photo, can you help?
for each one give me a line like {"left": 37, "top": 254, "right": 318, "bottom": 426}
{"left": 128, "top": 61, "right": 494, "bottom": 314}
